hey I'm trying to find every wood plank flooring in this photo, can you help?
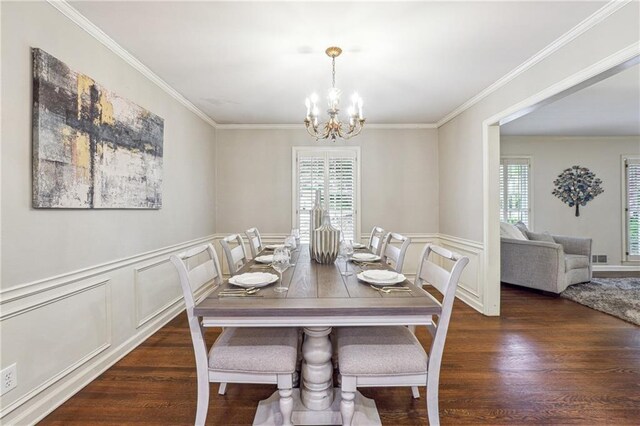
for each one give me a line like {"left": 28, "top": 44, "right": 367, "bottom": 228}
{"left": 41, "top": 285, "right": 640, "bottom": 425}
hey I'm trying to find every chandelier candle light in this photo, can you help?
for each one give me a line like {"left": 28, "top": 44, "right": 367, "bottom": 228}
{"left": 304, "top": 47, "right": 365, "bottom": 141}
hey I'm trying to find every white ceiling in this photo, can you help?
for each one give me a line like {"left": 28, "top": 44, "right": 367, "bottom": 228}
{"left": 70, "top": 1, "right": 607, "bottom": 125}
{"left": 502, "top": 64, "right": 640, "bottom": 136}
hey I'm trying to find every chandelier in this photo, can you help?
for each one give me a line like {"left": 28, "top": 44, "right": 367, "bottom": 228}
{"left": 304, "top": 47, "right": 365, "bottom": 141}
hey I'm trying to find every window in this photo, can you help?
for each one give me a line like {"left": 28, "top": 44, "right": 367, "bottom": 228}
{"left": 624, "top": 156, "right": 640, "bottom": 261}
{"left": 293, "top": 147, "right": 360, "bottom": 243}
{"left": 500, "top": 157, "right": 531, "bottom": 227}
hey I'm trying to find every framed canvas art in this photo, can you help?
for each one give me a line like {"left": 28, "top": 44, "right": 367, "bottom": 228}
{"left": 32, "top": 48, "right": 164, "bottom": 209}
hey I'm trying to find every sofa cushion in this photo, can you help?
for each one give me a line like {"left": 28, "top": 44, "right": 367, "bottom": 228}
{"left": 565, "top": 254, "right": 589, "bottom": 271}
{"left": 500, "top": 222, "right": 528, "bottom": 240}
{"left": 526, "top": 231, "right": 555, "bottom": 243}
{"left": 208, "top": 327, "right": 298, "bottom": 374}
{"left": 514, "top": 221, "right": 529, "bottom": 238}
{"left": 336, "top": 326, "right": 428, "bottom": 376}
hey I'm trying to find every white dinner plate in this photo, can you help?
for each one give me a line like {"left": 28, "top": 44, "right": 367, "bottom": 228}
{"left": 357, "top": 272, "right": 407, "bottom": 286}
{"left": 352, "top": 243, "right": 366, "bottom": 249}
{"left": 362, "top": 270, "right": 398, "bottom": 282}
{"left": 351, "top": 253, "right": 381, "bottom": 262}
{"left": 229, "top": 272, "right": 278, "bottom": 288}
{"left": 255, "top": 255, "right": 274, "bottom": 264}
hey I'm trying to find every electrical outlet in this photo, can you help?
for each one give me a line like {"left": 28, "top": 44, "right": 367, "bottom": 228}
{"left": 1, "top": 363, "right": 17, "bottom": 395}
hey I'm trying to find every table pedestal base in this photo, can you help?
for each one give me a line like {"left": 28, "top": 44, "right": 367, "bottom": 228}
{"left": 252, "top": 388, "right": 381, "bottom": 426}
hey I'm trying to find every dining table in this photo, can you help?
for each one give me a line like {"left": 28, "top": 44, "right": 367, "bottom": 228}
{"left": 193, "top": 244, "right": 442, "bottom": 425}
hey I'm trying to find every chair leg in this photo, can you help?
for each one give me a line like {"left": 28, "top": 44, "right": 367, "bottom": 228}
{"left": 340, "top": 391, "right": 355, "bottom": 426}
{"left": 278, "top": 388, "right": 293, "bottom": 426}
{"left": 412, "top": 386, "right": 420, "bottom": 399}
{"left": 218, "top": 382, "right": 227, "bottom": 395}
{"left": 195, "top": 375, "right": 209, "bottom": 426}
{"left": 426, "top": 382, "right": 440, "bottom": 426}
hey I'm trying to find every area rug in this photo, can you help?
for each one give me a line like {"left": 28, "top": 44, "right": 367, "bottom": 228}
{"left": 561, "top": 278, "right": 640, "bottom": 326}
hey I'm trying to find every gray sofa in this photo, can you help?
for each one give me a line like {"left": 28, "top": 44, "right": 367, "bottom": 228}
{"left": 500, "top": 226, "right": 592, "bottom": 294}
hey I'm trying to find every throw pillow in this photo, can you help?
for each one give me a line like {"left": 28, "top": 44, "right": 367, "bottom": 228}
{"left": 514, "top": 221, "right": 529, "bottom": 238}
{"left": 526, "top": 231, "right": 555, "bottom": 243}
{"left": 500, "top": 222, "right": 528, "bottom": 240}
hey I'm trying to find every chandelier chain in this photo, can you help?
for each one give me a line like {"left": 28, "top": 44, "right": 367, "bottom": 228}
{"left": 332, "top": 56, "right": 336, "bottom": 89}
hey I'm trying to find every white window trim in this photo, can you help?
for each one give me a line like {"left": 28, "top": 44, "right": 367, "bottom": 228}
{"left": 499, "top": 155, "right": 534, "bottom": 230}
{"left": 622, "top": 154, "right": 640, "bottom": 263}
{"left": 291, "top": 146, "right": 362, "bottom": 242}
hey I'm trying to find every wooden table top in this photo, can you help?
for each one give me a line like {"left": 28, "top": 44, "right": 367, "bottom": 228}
{"left": 194, "top": 245, "right": 441, "bottom": 321}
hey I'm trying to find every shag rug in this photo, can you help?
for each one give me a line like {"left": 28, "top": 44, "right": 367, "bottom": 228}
{"left": 561, "top": 277, "right": 640, "bottom": 326}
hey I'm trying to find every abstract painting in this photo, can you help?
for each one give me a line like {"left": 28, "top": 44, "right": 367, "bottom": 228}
{"left": 32, "top": 48, "right": 164, "bottom": 209}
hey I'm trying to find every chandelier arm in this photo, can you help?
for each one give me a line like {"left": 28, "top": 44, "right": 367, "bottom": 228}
{"left": 342, "top": 120, "right": 366, "bottom": 140}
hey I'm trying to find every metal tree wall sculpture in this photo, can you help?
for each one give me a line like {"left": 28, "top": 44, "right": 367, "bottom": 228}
{"left": 552, "top": 165, "right": 604, "bottom": 216}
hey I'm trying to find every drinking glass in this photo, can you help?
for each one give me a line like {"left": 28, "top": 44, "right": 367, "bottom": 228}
{"left": 272, "top": 247, "right": 291, "bottom": 293}
{"left": 340, "top": 239, "right": 354, "bottom": 277}
{"left": 291, "top": 228, "right": 300, "bottom": 245}
{"left": 285, "top": 235, "right": 297, "bottom": 251}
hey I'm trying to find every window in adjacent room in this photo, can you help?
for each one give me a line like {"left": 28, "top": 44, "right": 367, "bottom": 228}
{"left": 293, "top": 147, "right": 360, "bottom": 243}
{"left": 624, "top": 156, "right": 640, "bottom": 261}
{"left": 500, "top": 157, "right": 532, "bottom": 227}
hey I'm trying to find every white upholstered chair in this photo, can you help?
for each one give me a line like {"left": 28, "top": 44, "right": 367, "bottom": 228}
{"left": 245, "top": 227, "right": 264, "bottom": 259}
{"left": 171, "top": 244, "right": 298, "bottom": 426}
{"left": 379, "top": 232, "right": 411, "bottom": 272}
{"left": 220, "top": 234, "right": 249, "bottom": 275}
{"left": 336, "top": 244, "right": 469, "bottom": 426}
{"left": 367, "top": 226, "right": 385, "bottom": 255}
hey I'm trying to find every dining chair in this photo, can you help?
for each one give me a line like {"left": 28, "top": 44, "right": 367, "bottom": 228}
{"left": 171, "top": 244, "right": 298, "bottom": 426}
{"left": 367, "top": 226, "right": 385, "bottom": 255}
{"left": 379, "top": 232, "right": 411, "bottom": 272}
{"left": 336, "top": 243, "right": 469, "bottom": 426}
{"left": 245, "top": 227, "right": 264, "bottom": 259}
{"left": 220, "top": 233, "right": 249, "bottom": 275}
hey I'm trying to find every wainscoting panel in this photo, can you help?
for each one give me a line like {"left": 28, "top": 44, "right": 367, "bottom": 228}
{"left": 0, "top": 235, "right": 216, "bottom": 425}
{"left": 438, "top": 234, "right": 485, "bottom": 312}
{"left": 134, "top": 259, "right": 182, "bottom": 328}
{"left": 0, "top": 279, "right": 111, "bottom": 416}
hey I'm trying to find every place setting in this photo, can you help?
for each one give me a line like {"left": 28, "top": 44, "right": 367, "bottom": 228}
{"left": 356, "top": 269, "right": 411, "bottom": 293}
{"left": 222, "top": 246, "right": 292, "bottom": 297}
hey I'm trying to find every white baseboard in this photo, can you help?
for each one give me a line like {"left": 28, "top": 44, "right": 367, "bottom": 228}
{"left": 593, "top": 265, "right": 640, "bottom": 272}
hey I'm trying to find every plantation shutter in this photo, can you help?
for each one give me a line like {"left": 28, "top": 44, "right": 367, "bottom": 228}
{"left": 296, "top": 149, "right": 358, "bottom": 243}
{"left": 626, "top": 158, "right": 640, "bottom": 260}
{"left": 500, "top": 158, "right": 531, "bottom": 227}
{"left": 297, "top": 155, "right": 325, "bottom": 243}
{"left": 328, "top": 153, "right": 356, "bottom": 242}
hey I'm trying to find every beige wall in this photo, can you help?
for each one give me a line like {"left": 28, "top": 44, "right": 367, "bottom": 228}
{"left": 0, "top": 2, "right": 217, "bottom": 422}
{"left": 1, "top": 1, "right": 217, "bottom": 288}
{"left": 502, "top": 136, "right": 640, "bottom": 265}
{"left": 215, "top": 128, "right": 439, "bottom": 237}
{"left": 438, "top": 3, "right": 640, "bottom": 243}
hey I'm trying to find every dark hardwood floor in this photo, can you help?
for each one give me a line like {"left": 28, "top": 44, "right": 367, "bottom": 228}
{"left": 42, "top": 285, "right": 640, "bottom": 425}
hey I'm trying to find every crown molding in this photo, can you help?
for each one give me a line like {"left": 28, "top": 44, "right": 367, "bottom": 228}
{"left": 436, "top": 0, "right": 632, "bottom": 128}
{"left": 46, "top": 0, "right": 218, "bottom": 129}
{"left": 216, "top": 123, "right": 437, "bottom": 130}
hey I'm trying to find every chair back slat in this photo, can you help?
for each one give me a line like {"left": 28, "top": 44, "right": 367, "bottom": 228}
{"left": 171, "top": 243, "right": 222, "bottom": 310}
{"left": 380, "top": 232, "right": 411, "bottom": 273}
{"left": 220, "top": 234, "right": 248, "bottom": 275}
{"left": 413, "top": 243, "right": 469, "bottom": 391}
{"left": 245, "top": 227, "right": 263, "bottom": 259}
{"left": 419, "top": 261, "right": 450, "bottom": 294}
{"left": 367, "top": 226, "right": 385, "bottom": 255}
{"left": 170, "top": 244, "right": 220, "bottom": 388}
